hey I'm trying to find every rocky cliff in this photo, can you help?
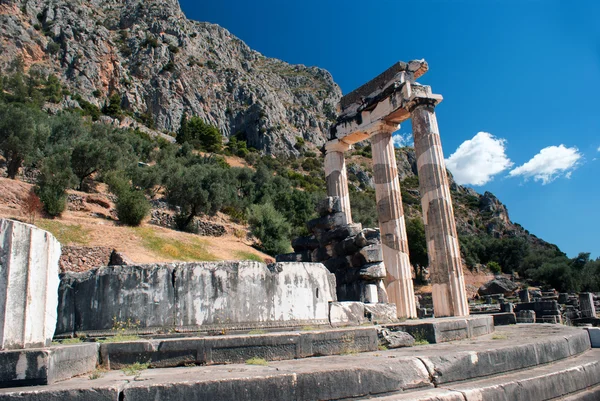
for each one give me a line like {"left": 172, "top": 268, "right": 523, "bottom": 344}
{"left": 0, "top": 0, "right": 341, "bottom": 155}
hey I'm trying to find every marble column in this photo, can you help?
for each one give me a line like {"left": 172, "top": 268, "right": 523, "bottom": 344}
{"left": 410, "top": 101, "right": 469, "bottom": 317}
{"left": 371, "top": 124, "right": 417, "bottom": 318}
{"left": 0, "top": 219, "right": 61, "bottom": 350}
{"left": 324, "top": 140, "right": 352, "bottom": 224}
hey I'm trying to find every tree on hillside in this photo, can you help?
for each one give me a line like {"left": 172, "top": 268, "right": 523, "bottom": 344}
{"left": 248, "top": 202, "right": 291, "bottom": 256}
{"left": 176, "top": 115, "right": 222, "bottom": 153}
{"left": 35, "top": 148, "right": 74, "bottom": 217}
{"left": 0, "top": 103, "right": 48, "bottom": 178}
{"left": 165, "top": 164, "right": 232, "bottom": 231}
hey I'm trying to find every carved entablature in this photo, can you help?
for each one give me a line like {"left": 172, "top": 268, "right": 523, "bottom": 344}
{"left": 330, "top": 60, "right": 442, "bottom": 144}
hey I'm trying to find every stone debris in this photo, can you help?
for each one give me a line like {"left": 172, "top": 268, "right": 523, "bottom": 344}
{"left": 277, "top": 196, "right": 387, "bottom": 304}
{"left": 478, "top": 277, "right": 518, "bottom": 296}
{"left": 378, "top": 328, "right": 415, "bottom": 349}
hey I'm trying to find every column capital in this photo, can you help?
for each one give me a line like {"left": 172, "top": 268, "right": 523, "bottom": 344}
{"left": 325, "top": 139, "right": 352, "bottom": 154}
{"left": 402, "top": 81, "right": 443, "bottom": 113}
{"left": 369, "top": 121, "right": 399, "bottom": 136}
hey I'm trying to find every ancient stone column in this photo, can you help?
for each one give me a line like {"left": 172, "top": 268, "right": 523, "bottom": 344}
{"left": 579, "top": 293, "right": 597, "bottom": 318}
{"left": 324, "top": 140, "right": 352, "bottom": 224}
{"left": 371, "top": 123, "right": 417, "bottom": 318}
{"left": 410, "top": 101, "right": 469, "bottom": 317}
{"left": 0, "top": 219, "right": 61, "bottom": 349}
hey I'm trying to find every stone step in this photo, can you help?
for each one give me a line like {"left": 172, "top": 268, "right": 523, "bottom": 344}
{"left": 0, "top": 325, "right": 590, "bottom": 400}
{"left": 364, "top": 349, "right": 600, "bottom": 401}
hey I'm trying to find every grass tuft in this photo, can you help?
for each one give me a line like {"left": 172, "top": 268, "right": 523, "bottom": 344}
{"left": 122, "top": 362, "right": 149, "bottom": 376}
{"left": 247, "top": 329, "right": 267, "bottom": 335}
{"left": 234, "top": 250, "right": 264, "bottom": 262}
{"left": 98, "top": 334, "right": 140, "bottom": 344}
{"left": 37, "top": 220, "right": 91, "bottom": 245}
{"left": 492, "top": 334, "right": 508, "bottom": 340}
{"left": 246, "top": 357, "right": 268, "bottom": 366}
{"left": 133, "top": 227, "right": 218, "bottom": 261}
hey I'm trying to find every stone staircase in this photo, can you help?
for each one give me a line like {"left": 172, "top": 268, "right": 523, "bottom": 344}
{"left": 0, "top": 324, "right": 597, "bottom": 400}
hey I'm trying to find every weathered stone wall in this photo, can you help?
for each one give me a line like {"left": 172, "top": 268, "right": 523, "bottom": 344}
{"left": 56, "top": 261, "right": 336, "bottom": 335}
{"left": 59, "top": 246, "right": 113, "bottom": 273}
{"left": 0, "top": 219, "right": 61, "bottom": 349}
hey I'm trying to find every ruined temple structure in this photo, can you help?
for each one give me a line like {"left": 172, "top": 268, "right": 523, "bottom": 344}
{"left": 325, "top": 60, "right": 469, "bottom": 319}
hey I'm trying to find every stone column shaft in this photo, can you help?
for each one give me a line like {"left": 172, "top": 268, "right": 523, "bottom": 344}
{"left": 411, "top": 104, "right": 469, "bottom": 317}
{"left": 0, "top": 219, "right": 61, "bottom": 350}
{"left": 324, "top": 141, "right": 352, "bottom": 224}
{"left": 371, "top": 127, "right": 417, "bottom": 318}
{"left": 579, "top": 293, "right": 597, "bottom": 318}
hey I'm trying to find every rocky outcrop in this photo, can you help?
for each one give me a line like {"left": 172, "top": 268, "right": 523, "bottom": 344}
{"left": 478, "top": 277, "right": 518, "bottom": 296}
{"left": 0, "top": 0, "right": 341, "bottom": 155}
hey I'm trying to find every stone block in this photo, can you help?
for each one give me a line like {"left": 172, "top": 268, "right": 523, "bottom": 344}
{"left": 0, "top": 343, "right": 98, "bottom": 387}
{"left": 329, "top": 302, "right": 367, "bottom": 327}
{"left": 579, "top": 293, "right": 597, "bottom": 318}
{"left": 316, "top": 196, "right": 342, "bottom": 217}
{"left": 59, "top": 264, "right": 176, "bottom": 333}
{"left": 492, "top": 312, "right": 517, "bottom": 326}
{"left": 0, "top": 219, "right": 61, "bottom": 350}
{"left": 275, "top": 251, "right": 311, "bottom": 263}
{"left": 585, "top": 327, "right": 600, "bottom": 348}
{"left": 320, "top": 224, "right": 362, "bottom": 244}
{"left": 378, "top": 328, "right": 415, "bottom": 348}
{"left": 334, "top": 236, "right": 360, "bottom": 256}
{"left": 365, "top": 303, "right": 397, "bottom": 323}
{"left": 175, "top": 262, "right": 336, "bottom": 328}
{"left": 359, "top": 262, "right": 386, "bottom": 280}
{"left": 291, "top": 236, "right": 320, "bottom": 252}
{"left": 517, "top": 310, "right": 536, "bottom": 323}
{"left": 358, "top": 245, "right": 383, "bottom": 263}
{"left": 364, "top": 284, "right": 378, "bottom": 303}
{"left": 299, "top": 327, "right": 377, "bottom": 357}
{"left": 307, "top": 212, "right": 346, "bottom": 232}
{"left": 57, "top": 262, "right": 336, "bottom": 334}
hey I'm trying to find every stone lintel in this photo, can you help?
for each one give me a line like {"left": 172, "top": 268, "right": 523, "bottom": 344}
{"left": 331, "top": 83, "right": 443, "bottom": 144}
{"left": 339, "top": 60, "right": 428, "bottom": 113}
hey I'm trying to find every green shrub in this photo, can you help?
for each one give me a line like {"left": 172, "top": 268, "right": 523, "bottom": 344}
{"left": 116, "top": 190, "right": 149, "bottom": 226}
{"left": 247, "top": 203, "right": 291, "bottom": 256}
{"left": 487, "top": 261, "right": 502, "bottom": 274}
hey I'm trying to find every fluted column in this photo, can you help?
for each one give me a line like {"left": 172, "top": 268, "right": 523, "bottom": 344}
{"left": 410, "top": 101, "right": 469, "bottom": 317}
{"left": 371, "top": 123, "right": 417, "bottom": 318}
{"left": 324, "top": 140, "right": 352, "bottom": 224}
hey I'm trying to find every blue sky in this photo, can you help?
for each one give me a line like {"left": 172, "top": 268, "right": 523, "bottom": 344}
{"left": 180, "top": 0, "right": 600, "bottom": 258}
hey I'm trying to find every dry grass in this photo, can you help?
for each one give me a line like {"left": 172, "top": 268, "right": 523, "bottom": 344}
{"left": 246, "top": 357, "right": 268, "bottom": 366}
{"left": 133, "top": 227, "right": 218, "bottom": 262}
{"left": 234, "top": 250, "right": 264, "bottom": 263}
{"left": 37, "top": 219, "right": 91, "bottom": 245}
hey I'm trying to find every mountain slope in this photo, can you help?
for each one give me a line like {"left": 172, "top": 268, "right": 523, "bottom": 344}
{"left": 0, "top": 0, "right": 340, "bottom": 155}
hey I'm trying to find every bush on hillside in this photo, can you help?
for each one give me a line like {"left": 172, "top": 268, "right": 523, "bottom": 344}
{"left": 116, "top": 190, "right": 149, "bottom": 226}
{"left": 247, "top": 203, "right": 291, "bottom": 256}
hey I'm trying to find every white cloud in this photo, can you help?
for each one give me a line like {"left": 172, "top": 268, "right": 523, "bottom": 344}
{"left": 597, "top": 146, "right": 600, "bottom": 152}
{"left": 508, "top": 145, "right": 582, "bottom": 184}
{"left": 445, "top": 132, "right": 513, "bottom": 186}
{"left": 392, "top": 132, "right": 413, "bottom": 148}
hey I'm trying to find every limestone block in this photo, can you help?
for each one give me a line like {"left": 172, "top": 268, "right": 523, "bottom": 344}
{"left": 356, "top": 244, "right": 383, "bottom": 264}
{"left": 291, "top": 236, "right": 320, "bottom": 252}
{"left": 378, "top": 328, "right": 415, "bottom": 348}
{"left": 493, "top": 312, "right": 517, "bottom": 326}
{"left": 0, "top": 343, "right": 98, "bottom": 387}
{"left": 57, "top": 262, "right": 337, "bottom": 334}
{"left": 329, "top": 302, "right": 366, "bottom": 327}
{"left": 321, "top": 223, "right": 363, "bottom": 244}
{"left": 579, "top": 293, "right": 597, "bottom": 318}
{"left": 0, "top": 219, "right": 61, "bottom": 350}
{"left": 175, "top": 262, "right": 336, "bottom": 328}
{"left": 365, "top": 303, "right": 397, "bottom": 323}
{"left": 364, "top": 284, "right": 378, "bottom": 303}
{"left": 517, "top": 310, "right": 536, "bottom": 323}
{"left": 317, "top": 197, "right": 342, "bottom": 217}
{"left": 359, "top": 262, "right": 386, "bottom": 280}
{"left": 307, "top": 212, "right": 346, "bottom": 232}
